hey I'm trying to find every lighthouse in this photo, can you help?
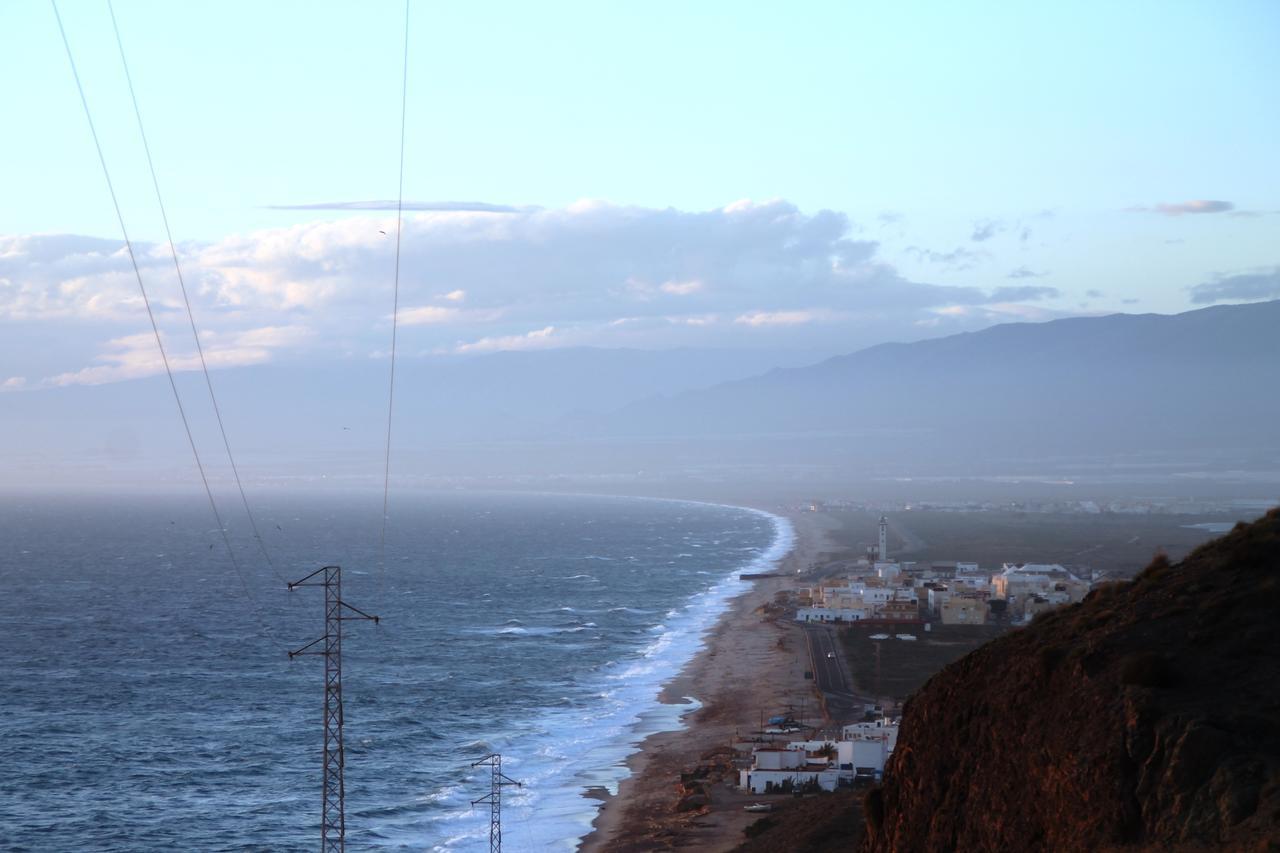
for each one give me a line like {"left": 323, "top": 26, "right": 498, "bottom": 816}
{"left": 878, "top": 515, "right": 889, "bottom": 560}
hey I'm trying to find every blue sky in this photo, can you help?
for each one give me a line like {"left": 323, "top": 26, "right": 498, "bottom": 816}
{"left": 1, "top": 0, "right": 1278, "bottom": 389}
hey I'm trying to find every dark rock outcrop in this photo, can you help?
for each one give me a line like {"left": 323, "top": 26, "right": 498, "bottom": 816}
{"left": 863, "top": 509, "right": 1280, "bottom": 852}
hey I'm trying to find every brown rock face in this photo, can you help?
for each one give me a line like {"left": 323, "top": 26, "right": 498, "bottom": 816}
{"left": 863, "top": 509, "right": 1280, "bottom": 852}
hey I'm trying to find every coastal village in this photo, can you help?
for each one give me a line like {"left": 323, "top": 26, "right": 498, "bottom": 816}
{"left": 729, "top": 515, "right": 1094, "bottom": 800}
{"left": 588, "top": 502, "right": 1256, "bottom": 851}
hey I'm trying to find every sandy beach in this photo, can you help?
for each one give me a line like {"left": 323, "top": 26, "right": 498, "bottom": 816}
{"left": 581, "top": 510, "right": 840, "bottom": 852}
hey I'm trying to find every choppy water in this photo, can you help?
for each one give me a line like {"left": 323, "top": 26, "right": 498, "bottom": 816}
{"left": 0, "top": 490, "right": 790, "bottom": 851}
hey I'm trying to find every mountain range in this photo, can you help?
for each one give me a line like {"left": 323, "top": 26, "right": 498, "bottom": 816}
{"left": 3, "top": 301, "right": 1276, "bottom": 488}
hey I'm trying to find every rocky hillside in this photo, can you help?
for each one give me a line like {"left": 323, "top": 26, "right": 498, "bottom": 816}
{"left": 863, "top": 508, "right": 1280, "bottom": 852}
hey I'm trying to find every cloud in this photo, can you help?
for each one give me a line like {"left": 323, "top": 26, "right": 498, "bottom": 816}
{"left": 1189, "top": 266, "right": 1280, "bottom": 304}
{"left": 400, "top": 305, "right": 462, "bottom": 325}
{"left": 5, "top": 199, "right": 1075, "bottom": 383}
{"left": 659, "top": 279, "right": 703, "bottom": 296}
{"left": 454, "top": 325, "right": 557, "bottom": 354}
{"left": 1085, "top": 289, "right": 1104, "bottom": 299}
{"left": 970, "top": 220, "right": 1003, "bottom": 242}
{"left": 232, "top": 324, "right": 314, "bottom": 347}
{"left": 1128, "top": 200, "right": 1234, "bottom": 216}
{"left": 1007, "top": 266, "right": 1045, "bottom": 279}
{"left": 985, "top": 286, "right": 1060, "bottom": 302}
{"left": 46, "top": 330, "right": 276, "bottom": 387}
{"left": 925, "top": 302, "right": 1066, "bottom": 325}
{"left": 1, "top": 376, "right": 26, "bottom": 391}
{"left": 265, "top": 200, "right": 530, "bottom": 213}
{"left": 734, "top": 309, "right": 829, "bottom": 327}
{"left": 904, "top": 246, "right": 986, "bottom": 271}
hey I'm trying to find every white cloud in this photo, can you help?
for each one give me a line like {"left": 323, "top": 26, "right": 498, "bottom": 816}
{"left": 734, "top": 309, "right": 827, "bottom": 327}
{"left": 234, "top": 324, "right": 314, "bottom": 347}
{"left": 46, "top": 331, "right": 273, "bottom": 388}
{"left": 36, "top": 325, "right": 311, "bottom": 389}
{"left": 400, "top": 305, "right": 462, "bottom": 325}
{"left": 659, "top": 279, "right": 703, "bottom": 296}
{"left": 667, "top": 314, "right": 718, "bottom": 326}
{"left": 454, "top": 326, "right": 557, "bottom": 354}
{"left": 3, "top": 199, "right": 1068, "bottom": 385}
{"left": 1, "top": 376, "right": 26, "bottom": 391}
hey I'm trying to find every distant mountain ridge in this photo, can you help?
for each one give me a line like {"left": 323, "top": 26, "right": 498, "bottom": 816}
{"left": 0, "top": 346, "right": 823, "bottom": 483}
{"left": 3, "top": 302, "right": 1275, "bottom": 485}
{"left": 585, "top": 301, "right": 1280, "bottom": 461}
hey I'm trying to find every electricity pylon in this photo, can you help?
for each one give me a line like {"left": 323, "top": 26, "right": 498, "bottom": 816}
{"left": 470, "top": 753, "right": 522, "bottom": 853}
{"left": 288, "top": 565, "right": 379, "bottom": 853}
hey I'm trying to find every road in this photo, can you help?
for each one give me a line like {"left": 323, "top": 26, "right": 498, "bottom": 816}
{"left": 803, "top": 623, "right": 866, "bottom": 723}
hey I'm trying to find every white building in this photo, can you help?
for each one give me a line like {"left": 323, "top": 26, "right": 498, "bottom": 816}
{"left": 992, "top": 563, "right": 1090, "bottom": 621}
{"left": 875, "top": 561, "right": 901, "bottom": 581}
{"left": 796, "top": 606, "right": 869, "bottom": 623}
{"left": 738, "top": 748, "right": 842, "bottom": 793}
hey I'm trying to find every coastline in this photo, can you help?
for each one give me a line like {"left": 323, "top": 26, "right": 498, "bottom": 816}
{"left": 580, "top": 509, "right": 837, "bottom": 852}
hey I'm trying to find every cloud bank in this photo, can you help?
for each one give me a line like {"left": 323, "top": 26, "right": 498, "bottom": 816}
{"left": 1, "top": 199, "right": 1065, "bottom": 388}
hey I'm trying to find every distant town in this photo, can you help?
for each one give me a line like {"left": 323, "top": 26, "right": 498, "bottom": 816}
{"left": 801, "top": 497, "right": 1275, "bottom": 516}
{"left": 796, "top": 515, "right": 1092, "bottom": 628}
{"left": 733, "top": 514, "right": 1092, "bottom": 798}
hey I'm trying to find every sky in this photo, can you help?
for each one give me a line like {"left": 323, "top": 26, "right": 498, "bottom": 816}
{"left": 1, "top": 0, "right": 1278, "bottom": 391}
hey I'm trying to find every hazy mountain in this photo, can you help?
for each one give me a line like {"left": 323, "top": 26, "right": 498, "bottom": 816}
{"left": 0, "top": 347, "right": 824, "bottom": 484}
{"left": 5, "top": 303, "right": 1277, "bottom": 490}
{"left": 586, "top": 301, "right": 1280, "bottom": 464}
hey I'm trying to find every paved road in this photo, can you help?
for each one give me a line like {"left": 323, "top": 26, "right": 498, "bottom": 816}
{"left": 803, "top": 623, "right": 866, "bottom": 723}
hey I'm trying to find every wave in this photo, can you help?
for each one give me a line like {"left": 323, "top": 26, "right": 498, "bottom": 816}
{"left": 412, "top": 501, "right": 795, "bottom": 851}
{"left": 470, "top": 625, "right": 594, "bottom": 637}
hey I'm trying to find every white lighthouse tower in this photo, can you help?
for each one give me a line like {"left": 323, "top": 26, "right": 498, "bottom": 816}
{"left": 878, "top": 515, "right": 889, "bottom": 560}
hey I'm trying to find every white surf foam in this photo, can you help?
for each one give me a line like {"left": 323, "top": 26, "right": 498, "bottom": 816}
{"left": 398, "top": 503, "right": 795, "bottom": 851}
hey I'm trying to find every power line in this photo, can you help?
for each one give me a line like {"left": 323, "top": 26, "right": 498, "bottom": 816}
{"left": 379, "top": 0, "right": 411, "bottom": 599}
{"left": 105, "top": 0, "right": 288, "bottom": 590}
{"left": 51, "top": 0, "right": 284, "bottom": 648}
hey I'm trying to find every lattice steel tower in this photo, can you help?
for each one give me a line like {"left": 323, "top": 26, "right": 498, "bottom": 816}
{"left": 289, "top": 565, "right": 379, "bottom": 853}
{"left": 470, "top": 753, "right": 522, "bottom": 853}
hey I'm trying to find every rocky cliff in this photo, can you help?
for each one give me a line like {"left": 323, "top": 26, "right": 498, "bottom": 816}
{"left": 863, "top": 508, "right": 1280, "bottom": 852}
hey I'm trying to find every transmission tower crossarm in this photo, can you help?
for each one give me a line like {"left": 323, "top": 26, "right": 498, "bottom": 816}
{"left": 288, "top": 564, "right": 339, "bottom": 588}
{"left": 288, "top": 635, "right": 327, "bottom": 658}
{"left": 337, "top": 601, "right": 380, "bottom": 623}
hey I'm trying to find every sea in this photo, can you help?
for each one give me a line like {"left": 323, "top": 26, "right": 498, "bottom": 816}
{"left": 0, "top": 490, "right": 793, "bottom": 851}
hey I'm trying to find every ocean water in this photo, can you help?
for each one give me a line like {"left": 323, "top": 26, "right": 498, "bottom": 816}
{"left": 0, "top": 490, "right": 791, "bottom": 851}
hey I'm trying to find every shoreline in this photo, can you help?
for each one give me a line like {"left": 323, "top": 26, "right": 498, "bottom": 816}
{"left": 580, "top": 509, "right": 838, "bottom": 852}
